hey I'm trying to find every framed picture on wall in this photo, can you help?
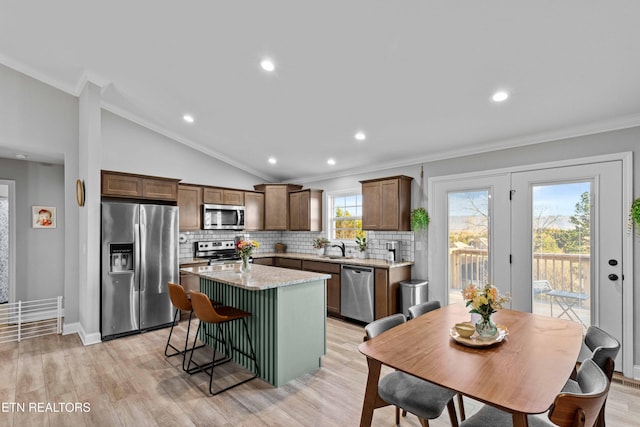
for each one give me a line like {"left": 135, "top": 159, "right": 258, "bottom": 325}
{"left": 32, "top": 206, "right": 56, "bottom": 228}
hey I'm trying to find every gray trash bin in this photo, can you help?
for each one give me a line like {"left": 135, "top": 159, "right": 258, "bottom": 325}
{"left": 399, "top": 279, "right": 429, "bottom": 318}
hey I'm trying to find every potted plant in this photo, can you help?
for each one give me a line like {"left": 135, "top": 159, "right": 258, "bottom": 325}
{"left": 312, "top": 237, "right": 330, "bottom": 256}
{"left": 630, "top": 197, "right": 640, "bottom": 234}
{"left": 411, "top": 207, "right": 430, "bottom": 231}
{"left": 355, "top": 234, "right": 367, "bottom": 258}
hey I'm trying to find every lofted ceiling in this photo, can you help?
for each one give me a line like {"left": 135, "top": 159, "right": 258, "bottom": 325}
{"left": 1, "top": 1, "right": 640, "bottom": 182}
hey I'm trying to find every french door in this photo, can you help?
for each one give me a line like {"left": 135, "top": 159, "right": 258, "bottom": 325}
{"left": 428, "top": 174, "right": 510, "bottom": 305}
{"left": 429, "top": 155, "right": 630, "bottom": 374}
{"left": 511, "top": 161, "right": 623, "bottom": 368}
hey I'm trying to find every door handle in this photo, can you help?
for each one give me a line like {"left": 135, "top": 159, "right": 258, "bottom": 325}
{"left": 608, "top": 274, "right": 619, "bottom": 281}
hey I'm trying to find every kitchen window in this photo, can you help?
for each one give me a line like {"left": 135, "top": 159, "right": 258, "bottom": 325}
{"left": 328, "top": 192, "right": 363, "bottom": 240}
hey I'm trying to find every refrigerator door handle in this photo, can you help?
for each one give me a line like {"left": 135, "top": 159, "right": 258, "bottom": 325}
{"left": 136, "top": 222, "right": 144, "bottom": 292}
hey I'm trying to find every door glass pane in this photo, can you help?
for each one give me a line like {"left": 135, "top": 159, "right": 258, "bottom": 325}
{"left": 448, "top": 190, "right": 490, "bottom": 304}
{"left": 531, "top": 182, "right": 591, "bottom": 330}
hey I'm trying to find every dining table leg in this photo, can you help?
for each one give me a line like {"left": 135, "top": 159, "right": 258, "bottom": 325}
{"left": 512, "top": 412, "right": 529, "bottom": 427}
{"left": 360, "top": 357, "right": 382, "bottom": 427}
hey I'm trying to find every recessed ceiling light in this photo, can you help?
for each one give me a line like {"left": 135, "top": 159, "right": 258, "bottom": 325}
{"left": 183, "top": 114, "right": 195, "bottom": 123}
{"left": 15, "top": 153, "right": 27, "bottom": 160}
{"left": 327, "top": 158, "right": 336, "bottom": 166}
{"left": 354, "top": 131, "right": 366, "bottom": 141}
{"left": 260, "top": 58, "right": 275, "bottom": 72}
{"left": 268, "top": 157, "right": 277, "bottom": 164}
{"left": 492, "top": 91, "right": 509, "bottom": 102}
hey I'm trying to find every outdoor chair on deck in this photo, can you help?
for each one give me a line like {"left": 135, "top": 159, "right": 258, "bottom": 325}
{"left": 364, "top": 313, "right": 459, "bottom": 427}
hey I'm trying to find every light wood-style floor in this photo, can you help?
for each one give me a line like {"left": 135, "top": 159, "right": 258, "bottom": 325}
{"left": 1, "top": 317, "right": 639, "bottom": 426}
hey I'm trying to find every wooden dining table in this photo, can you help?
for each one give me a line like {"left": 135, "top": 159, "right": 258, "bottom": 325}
{"left": 358, "top": 303, "right": 583, "bottom": 427}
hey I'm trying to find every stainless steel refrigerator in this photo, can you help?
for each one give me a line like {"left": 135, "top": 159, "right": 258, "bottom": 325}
{"left": 101, "top": 201, "right": 178, "bottom": 340}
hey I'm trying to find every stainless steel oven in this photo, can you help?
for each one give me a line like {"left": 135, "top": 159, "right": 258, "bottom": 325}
{"left": 202, "top": 204, "right": 245, "bottom": 230}
{"left": 194, "top": 240, "right": 242, "bottom": 265}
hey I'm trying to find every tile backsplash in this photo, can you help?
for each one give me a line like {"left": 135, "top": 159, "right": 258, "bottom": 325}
{"left": 179, "top": 229, "right": 414, "bottom": 262}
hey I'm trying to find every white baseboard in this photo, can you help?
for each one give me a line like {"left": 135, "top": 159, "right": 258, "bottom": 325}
{"left": 63, "top": 321, "right": 102, "bottom": 346}
{"left": 632, "top": 365, "right": 640, "bottom": 381}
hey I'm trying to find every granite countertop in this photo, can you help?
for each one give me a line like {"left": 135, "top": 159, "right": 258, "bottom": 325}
{"left": 179, "top": 257, "right": 210, "bottom": 266}
{"left": 253, "top": 252, "right": 414, "bottom": 269}
{"left": 179, "top": 253, "right": 414, "bottom": 269}
{"left": 181, "top": 264, "right": 330, "bottom": 291}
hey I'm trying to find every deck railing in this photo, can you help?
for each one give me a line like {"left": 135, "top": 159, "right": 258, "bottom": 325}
{"left": 450, "top": 248, "right": 590, "bottom": 295}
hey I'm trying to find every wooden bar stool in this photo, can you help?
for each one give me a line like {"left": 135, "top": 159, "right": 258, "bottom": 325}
{"left": 164, "top": 282, "right": 219, "bottom": 371}
{"left": 186, "top": 290, "right": 260, "bottom": 395}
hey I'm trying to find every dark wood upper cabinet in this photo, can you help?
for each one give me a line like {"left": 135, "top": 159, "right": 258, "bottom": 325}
{"left": 203, "top": 187, "right": 244, "bottom": 205}
{"left": 101, "top": 170, "right": 179, "bottom": 202}
{"left": 361, "top": 175, "right": 412, "bottom": 231}
{"left": 289, "top": 189, "right": 323, "bottom": 231}
{"left": 254, "top": 184, "right": 303, "bottom": 231}
{"left": 244, "top": 191, "right": 265, "bottom": 231}
{"left": 178, "top": 184, "right": 202, "bottom": 231}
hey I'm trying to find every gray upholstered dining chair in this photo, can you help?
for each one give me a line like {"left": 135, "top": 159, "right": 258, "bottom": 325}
{"left": 407, "top": 300, "right": 441, "bottom": 319}
{"left": 564, "top": 326, "right": 620, "bottom": 427}
{"left": 459, "top": 358, "right": 611, "bottom": 427}
{"left": 406, "top": 300, "right": 466, "bottom": 421}
{"left": 364, "top": 313, "right": 459, "bottom": 427}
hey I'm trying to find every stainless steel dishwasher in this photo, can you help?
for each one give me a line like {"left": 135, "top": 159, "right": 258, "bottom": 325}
{"left": 341, "top": 265, "right": 375, "bottom": 323}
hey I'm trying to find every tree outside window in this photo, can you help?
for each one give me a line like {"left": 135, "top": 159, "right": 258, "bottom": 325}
{"left": 331, "top": 194, "right": 365, "bottom": 241}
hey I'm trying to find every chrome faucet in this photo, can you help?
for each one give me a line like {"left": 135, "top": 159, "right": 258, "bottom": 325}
{"left": 332, "top": 241, "right": 346, "bottom": 257}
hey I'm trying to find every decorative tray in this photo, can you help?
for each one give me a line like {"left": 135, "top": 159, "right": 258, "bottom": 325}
{"left": 449, "top": 325, "right": 509, "bottom": 347}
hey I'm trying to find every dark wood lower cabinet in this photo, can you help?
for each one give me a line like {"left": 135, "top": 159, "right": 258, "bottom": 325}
{"left": 252, "top": 257, "right": 274, "bottom": 266}
{"left": 303, "top": 260, "right": 341, "bottom": 316}
{"left": 374, "top": 265, "right": 411, "bottom": 320}
{"left": 179, "top": 261, "right": 208, "bottom": 319}
{"left": 253, "top": 257, "right": 410, "bottom": 319}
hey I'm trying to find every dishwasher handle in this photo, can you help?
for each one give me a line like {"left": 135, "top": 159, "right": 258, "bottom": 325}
{"left": 341, "top": 265, "right": 374, "bottom": 274}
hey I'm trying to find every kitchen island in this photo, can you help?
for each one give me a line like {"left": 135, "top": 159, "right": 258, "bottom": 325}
{"left": 180, "top": 264, "right": 330, "bottom": 387}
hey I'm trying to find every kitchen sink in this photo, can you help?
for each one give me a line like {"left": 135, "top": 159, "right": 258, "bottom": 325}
{"left": 323, "top": 255, "right": 352, "bottom": 259}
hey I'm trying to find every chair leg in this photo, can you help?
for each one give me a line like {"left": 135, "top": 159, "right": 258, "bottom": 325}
{"left": 185, "top": 322, "right": 203, "bottom": 374}
{"left": 207, "top": 318, "right": 259, "bottom": 395}
{"left": 181, "top": 311, "right": 205, "bottom": 371}
{"left": 395, "top": 406, "right": 400, "bottom": 425}
{"left": 596, "top": 399, "right": 607, "bottom": 427}
{"left": 457, "top": 393, "right": 466, "bottom": 421}
{"left": 164, "top": 308, "right": 181, "bottom": 357}
{"left": 418, "top": 418, "right": 429, "bottom": 427}
{"left": 402, "top": 409, "right": 407, "bottom": 417}
{"left": 446, "top": 399, "right": 459, "bottom": 427}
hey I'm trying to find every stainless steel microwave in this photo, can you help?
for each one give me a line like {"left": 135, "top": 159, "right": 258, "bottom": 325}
{"left": 202, "top": 204, "right": 245, "bottom": 230}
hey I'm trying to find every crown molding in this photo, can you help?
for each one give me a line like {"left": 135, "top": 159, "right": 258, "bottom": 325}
{"left": 100, "top": 101, "right": 276, "bottom": 182}
{"left": 0, "top": 52, "right": 78, "bottom": 95}
{"left": 292, "top": 114, "right": 640, "bottom": 184}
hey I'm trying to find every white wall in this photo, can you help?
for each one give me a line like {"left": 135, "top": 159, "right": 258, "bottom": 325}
{"left": 0, "top": 158, "right": 65, "bottom": 301}
{"left": 0, "top": 63, "right": 79, "bottom": 323}
{"left": 101, "top": 110, "right": 264, "bottom": 189}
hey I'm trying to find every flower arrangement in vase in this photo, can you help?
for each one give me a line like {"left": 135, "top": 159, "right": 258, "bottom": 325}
{"left": 312, "top": 237, "right": 330, "bottom": 256}
{"left": 461, "top": 283, "right": 510, "bottom": 338}
{"left": 236, "top": 239, "right": 259, "bottom": 272}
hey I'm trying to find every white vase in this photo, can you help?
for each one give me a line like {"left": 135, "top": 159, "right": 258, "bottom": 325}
{"left": 316, "top": 248, "right": 325, "bottom": 256}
